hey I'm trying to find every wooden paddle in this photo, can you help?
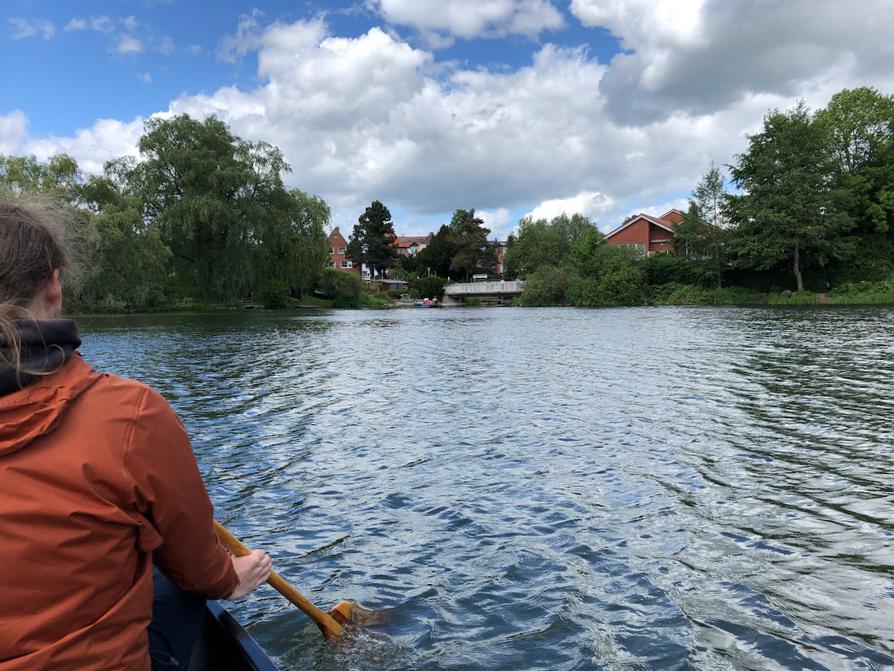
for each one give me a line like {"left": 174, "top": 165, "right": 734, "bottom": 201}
{"left": 213, "top": 521, "right": 386, "bottom": 641}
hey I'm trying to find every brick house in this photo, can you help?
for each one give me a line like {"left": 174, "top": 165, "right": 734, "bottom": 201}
{"left": 604, "top": 209, "right": 684, "bottom": 255}
{"left": 326, "top": 227, "right": 359, "bottom": 273}
{"left": 394, "top": 234, "right": 433, "bottom": 256}
{"left": 493, "top": 241, "right": 508, "bottom": 276}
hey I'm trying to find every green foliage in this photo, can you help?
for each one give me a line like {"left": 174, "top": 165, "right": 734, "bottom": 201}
{"left": 0, "top": 153, "right": 81, "bottom": 198}
{"left": 567, "top": 246, "right": 645, "bottom": 307}
{"left": 765, "top": 291, "right": 821, "bottom": 305}
{"left": 566, "top": 225, "right": 608, "bottom": 277}
{"left": 130, "top": 114, "right": 325, "bottom": 302}
{"left": 256, "top": 279, "right": 290, "bottom": 309}
{"left": 412, "top": 275, "right": 447, "bottom": 299}
{"left": 505, "top": 213, "right": 599, "bottom": 278}
{"left": 829, "top": 272, "right": 894, "bottom": 303}
{"left": 728, "top": 101, "right": 854, "bottom": 291}
{"left": 519, "top": 265, "right": 571, "bottom": 306}
{"left": 449, "top": 208, "right": 494, "bottom": 281}
{"left": 4, "top": 115, "right": 332, "bottom": 312}
{"left": 359, "top": 292, "right": 393, "bottom": 308}
{"left": 412, "top": 225, "right": 460, "bottom": 279}
{"left": 347, "top": 200, "right": 397, "bottom": 279}
{"left": 319, "top": 268, "right": 361, "bottom": 308}
{"left": 641, "top": 253, "right": 712, "bottom": 286}
{"left": 648, "top": 283, "right": 762, "bottom": 305}
{"left": 73, "top": 205, "right": 172, "bottom": 310}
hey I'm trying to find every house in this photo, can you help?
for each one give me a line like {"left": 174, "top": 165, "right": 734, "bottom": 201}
{"left": 326, "top": 227, "right": 359, "bottom": 273}
{"left": 604, "top": 209, "right": 684, "bottom": 255}
{"left": 394, "top": 234, "right": 432, "bottom": 256}
{"left": 493, "top": 241, "right": 509, "bottom": 276}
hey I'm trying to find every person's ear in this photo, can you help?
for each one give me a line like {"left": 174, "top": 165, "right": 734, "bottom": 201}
{"left": 44, "top": 268, "right": 63, "bottom": 317}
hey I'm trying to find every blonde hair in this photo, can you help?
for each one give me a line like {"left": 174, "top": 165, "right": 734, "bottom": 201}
{"left": 0, "top": 199, "right": 70, "bottom": 375}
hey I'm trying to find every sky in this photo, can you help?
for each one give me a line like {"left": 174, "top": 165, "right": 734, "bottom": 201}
{"left": 3, "top": 1, "right": 894, "bottom": 238}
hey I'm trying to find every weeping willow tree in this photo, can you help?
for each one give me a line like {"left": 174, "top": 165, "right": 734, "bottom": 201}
{"left": 1, "top": 115, "right": 330, "bottom": 309}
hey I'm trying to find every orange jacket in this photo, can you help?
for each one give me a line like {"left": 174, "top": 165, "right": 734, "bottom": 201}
{"left": 0, "top": 353, "right": 237, "bottom": 670}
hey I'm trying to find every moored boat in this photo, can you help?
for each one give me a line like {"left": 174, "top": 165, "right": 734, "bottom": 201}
{"left": 188, "top": 602, "right": 278, "bottom": 671}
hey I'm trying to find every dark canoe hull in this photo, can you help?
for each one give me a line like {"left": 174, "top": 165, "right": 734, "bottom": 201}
{"left": 188, "top": 602, "right": 279, "bottom": 671}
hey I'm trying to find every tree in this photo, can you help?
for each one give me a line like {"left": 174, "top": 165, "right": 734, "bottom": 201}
{"left": 413, "top": 225, "right": 459, "bottom": 278}
{"left": 347, "top": 200, "right": 397, "bottom": 279}
{"left": 727, "top": 101, "right": 852, "bottom": 292}
{"left": 0, "top": 153, "right": 80, "bottom": 199}
{"left": 252, "top": 187, "right": 329, "bottom": 298}
{"left": 128, "top": 114, "right": 324, "bottom": 302}
{"left": 449, "top": 208, "right": 492, "bottom": 281}
{"left": 673, "top": 164, "right": 729, "bottom": 287}
{"left": 504, "top": 213, "right": 597, "bottom": 278}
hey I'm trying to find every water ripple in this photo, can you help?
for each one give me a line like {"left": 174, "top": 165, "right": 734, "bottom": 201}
{"left": 79, "top": 306, "right": 894, "bottom": 670}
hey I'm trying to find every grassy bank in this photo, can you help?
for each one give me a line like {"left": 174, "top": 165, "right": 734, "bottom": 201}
{"left": 648, "top": 276, "right": 894, "bottom": 307}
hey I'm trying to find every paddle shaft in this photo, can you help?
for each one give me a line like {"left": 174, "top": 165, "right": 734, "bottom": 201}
{"left": 212, "top": 521, "right": 343, "bottom": 639}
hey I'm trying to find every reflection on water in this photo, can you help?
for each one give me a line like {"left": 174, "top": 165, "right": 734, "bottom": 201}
{"left": 79, "top": 306, "right": 894, "bottom": 670}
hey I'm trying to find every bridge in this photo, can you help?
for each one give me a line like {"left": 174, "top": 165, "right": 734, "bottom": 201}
{"left": 442, "top": 280, "right": 525, "bottom": 305}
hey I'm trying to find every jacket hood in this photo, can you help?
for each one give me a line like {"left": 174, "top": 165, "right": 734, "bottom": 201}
{"left": 0, "top": 319, "right": 81, "bottom": 395}
{"left": 0, "top": 321, "right": 99, "bottom": 457}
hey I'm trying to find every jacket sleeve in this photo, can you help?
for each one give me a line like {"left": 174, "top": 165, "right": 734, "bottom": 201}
{"left": 124, "top": 385, "right": 239, "bottom": 599}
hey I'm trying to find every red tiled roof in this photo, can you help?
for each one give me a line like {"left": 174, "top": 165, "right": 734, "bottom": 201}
{"left": 395, "top": 235, "right": 432, "bottom": 248}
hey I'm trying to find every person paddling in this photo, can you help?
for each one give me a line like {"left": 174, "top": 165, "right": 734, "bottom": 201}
{"left": 0, "top": 199, "right": 272, "bottom": 670}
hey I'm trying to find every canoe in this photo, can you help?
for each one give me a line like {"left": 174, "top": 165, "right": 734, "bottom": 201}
{"left": 188, "top": 602, "right": 278, "bottom": 671}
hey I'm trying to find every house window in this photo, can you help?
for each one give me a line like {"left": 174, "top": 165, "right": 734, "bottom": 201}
{"left": 338, "top": 246, "right": 347, "bottom": 254}
{"left": 329, "top": 246, "right": 334, "bottom": 254}
{"left": 622, "top": 243, "right": 645, "bottom": 256}
{"left": 326, "top": 260, "right": 334, "bottom": 267}
{"left": 341, "top": 261, "right": 352, "bottom": 268}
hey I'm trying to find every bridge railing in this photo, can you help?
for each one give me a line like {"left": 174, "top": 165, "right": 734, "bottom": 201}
{"left": 444, "top": 280, "right": 525, "bottom": 295}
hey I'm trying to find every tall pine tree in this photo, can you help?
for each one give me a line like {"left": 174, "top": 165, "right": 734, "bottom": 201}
{"left": 347, "top": 200, "right": 397, "bottom": 279}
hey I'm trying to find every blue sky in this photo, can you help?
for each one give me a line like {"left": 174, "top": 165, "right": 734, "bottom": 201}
{"left": 3, "top": 1, "right": 621, "bottom": 136}
{"left": 3, "top": 1, "right": 893, "bottom": 236}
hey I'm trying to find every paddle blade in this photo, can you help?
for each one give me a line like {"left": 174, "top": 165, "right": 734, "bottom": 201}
{"left": 328, "top": 600, "right": 392, "bottom": 627}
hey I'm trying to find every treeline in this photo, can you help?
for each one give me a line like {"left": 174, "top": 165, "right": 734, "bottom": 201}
{"left": 505, "top": 86, "right": 894, "bottom": 307}
{"left": 0, "top": 115, "right": 329, "bottom": 311}
{"left": 340, "top": 201, "right": 496, "bottom": 300}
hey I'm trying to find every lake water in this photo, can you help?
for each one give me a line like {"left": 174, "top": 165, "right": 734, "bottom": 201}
{"left": 78, "top": 306, "right": 894, "bottom": 670}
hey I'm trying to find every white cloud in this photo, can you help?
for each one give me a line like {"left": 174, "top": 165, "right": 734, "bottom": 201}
{"left": 137, "top": 72, "right": 152, "bottom": 84}
{"left": 14, "top": 7, "right": 894, "bottom": 234}
{"left": 0, "top": 111, "right": 29, "bottom": 155}
{"left": 116, "top": 35, "right": 144, "bottom": 54}
{"left": 8, "top": 18, "right": 55, "bottom": 40}
{"left": 217, "top": 10, "right": 266, "bottom": 63}
{"left": 23, "top": 117, "right": 145, "bottom": 176}
{"left": 570, "top": 0, "right": 894, "bottom": 123}
{"left": 121, "top": 16, "right": 139, "bottom": 32}
{"left": 478, "top": 208, "right": 513, "bottom": 238}
{"left": 158, "top": 36, "right": 176, "bottom": 55}
{"left": 373, "top": 0, "right": 563, "bottom": 44}
{"left": 526, "top": 191, "right": 616, "bottom": 223}
{"left": 65, "top": 16, "right": 115, "bottom": 33}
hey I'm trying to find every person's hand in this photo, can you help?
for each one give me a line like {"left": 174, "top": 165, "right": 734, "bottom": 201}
{"left": 227, "top": 550, "right": 273, "bottom": 599}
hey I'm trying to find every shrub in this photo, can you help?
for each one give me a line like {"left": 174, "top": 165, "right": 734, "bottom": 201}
{"left": 359, "top": 292, "right": 393, "bottom": 307}
{"left": 318, "top": 268, "right": 362, "bottom": 308}
{"left": 256, "top": 279, "right": 290, "bottom": 309}
{"left": 412, "top": 275, "right": 447, "bottom": 300}
{"left": 519, "top": 265, "right": 570, "bottom": 306}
